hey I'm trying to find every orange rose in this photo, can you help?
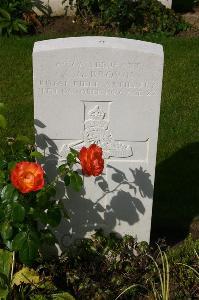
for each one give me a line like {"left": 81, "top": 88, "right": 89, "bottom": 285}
{"left": 79, "top": 144, "right": 104, "bottom": 176}
{"left": 10, "top": 162, "right": 45, "bottom": 193}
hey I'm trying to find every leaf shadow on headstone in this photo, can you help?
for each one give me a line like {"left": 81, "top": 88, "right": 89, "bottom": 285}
{"left": 151, "top": 142, "right": 199, "bottom": 244}
{"left": 129, "top": 167, "right": 154, "bottom": 199}
{"left": 55, "top": 164, "right": 154, "bottom": 251}
{"left": 35, "top": 119, "right": 61, "bottom": 256}
{"left": 93, "top": 165, "right": 153, "bottom": 237}
{"left": 95, "top": 165, "right": 153, "bottom": 201}
{"left": 54, "top": 183, "right": 105, "bottom": 250}
{"left": 34, "top": 119, "right": 59, "bottom": 179}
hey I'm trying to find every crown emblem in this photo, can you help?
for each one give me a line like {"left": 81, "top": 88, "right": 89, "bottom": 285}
{"left": 88, "top": 105, "right": 105, "bottom": 120}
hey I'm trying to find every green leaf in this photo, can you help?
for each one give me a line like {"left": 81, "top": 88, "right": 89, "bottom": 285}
{"left": 16, "top": 135, "right": 30, "bottom": 144}
{"left": 64, "top": 174, "right": 70, "bottom": 186}
{"left": 12, "top": 267, "right": 40, "bottom": 286}
{"left": 0, "top": 160, "right": 7, "bottom": 170}
{"left": 19, "top": 244, "right": 39, "bottom": 265}
{"left": 51, "top": 292, "right": 75, "bottom": 300}
{"left": 46, "top": 185, "right": 56, "bottom": 197}
{"left": 0, "top": 249, "right": 13, "bottom": 278}
{"left": 0, "top": 170, "right": 5, "bottom": 184}
{"left": 0, "top": 271, "right": 8, "bottom": 287}
{"left": 36, "top": 190, "right": 48, "bottom": 208}
{"left": 13, "top": 20, "right": 19, "bottom": 31}
{"left": 40, "top": 229, "right": 57, "bottom": 245}
{"left": 0, "top": 208, "right": 4, "bottom": 219}
{"left": 67, "top": 153, "right": 76, "bottom": 166}
{"left": 8, "top": 161, "right": 16, "bottom": 171}
{"left": 30, "top": 151, "right": 44, "bottom": 159}
{"left": 32, "top": 210, "right": 48, "bottom": 225}
{"left": 1, "top": 184, "right": 19, "bottom": 203}
{"left": 12, "top": 203, "right": 25, "bottom": 222}
{"left": 30, "top": 296, "right": 47, "bottom": 300}
{"left": 0, "top": 273, "right": 9, "bottom": 299}
{"left": 28, "top": 230, "right": 41, "bottom": 248}
{"left": 46, "top": 207, "right": 62, "bottom": 227}
{"left": 12, "top": 231, "right": 27, "bottom": 251}
{"left": 13, "top": 135, "right": 30, "bottom": 151}
{"left": 1, "top": 222, "right": 13, "bottom": 240}
{"left": 0, "top": 103, "right": 5, "bottom": 110}
{"left": 70, "top": 171, "right": 83, "bottom": 192}
{"left": 70, "top": 148, "right": 79, "bottom": 156}
{"left": 0, "top": 8, "right": 11, "bottom": 20}
{"left": 12, "top": 231, "right": 40, "bottom": 265}
{"left": 12, "top": 230, "right": 40, "bottom": 250}
{"left": 17, "top": 22, "right": 28, "bottom": 33}
{"left": 0, "top": 114, "right": 7, "bottom": 129}
{"left": 58, "top": 164, "right": 68, "bottom": 174}
{"left": 7, "top": 25, "right": 12, "bottom": 36}
{"left": 0, "top": 20, "right": 10, "bottom": 31}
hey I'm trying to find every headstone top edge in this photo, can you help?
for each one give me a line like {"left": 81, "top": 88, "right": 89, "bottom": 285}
{"left": 33, "top": 36, "right": 163, "bottom": 57}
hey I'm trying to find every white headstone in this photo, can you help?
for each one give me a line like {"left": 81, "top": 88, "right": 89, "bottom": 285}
{"left": 33, "top": 37, "right": 164, "bottom": 249}
{"left": 159, "top": 0, "right": 172, "bottom": 8}
{"left": 34, "top": 0, "right": 74, "bottom": 16}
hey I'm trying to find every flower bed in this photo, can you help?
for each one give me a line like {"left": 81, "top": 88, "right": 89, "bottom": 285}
{"left": 0, "top": 123, "right": 198, "bottom": 299}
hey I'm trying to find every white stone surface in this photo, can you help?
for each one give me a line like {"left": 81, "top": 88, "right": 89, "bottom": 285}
{"left": 159, "top": 0, "right": 172, "bottom": 8}
{"left": 35, "top": 0, "right": 74, "bottom": 16}
{"left": 33, "top": 36, "right": 164, "bottom": 249}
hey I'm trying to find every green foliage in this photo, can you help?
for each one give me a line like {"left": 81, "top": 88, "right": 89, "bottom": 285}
{"left": 0, "top": 251, "right": 76, "bottom": 300}
{"left": 0, "top": 136, "right": 83, "bottom": 265}
{"left": 0, "top": 233, "right": 198, "bottom": 299}
{"left": 66, "top": 0, "right": 187, "bottom": 34}
{"left": 51, "top": 293, "right": 75, "bottom": 300}
{"left": 54, "top": 230, "right": 152, "bottom": 299}
{"left": 12, "top": 267, "right": 40, "bottom": 286}
{"left": 58, "top": 149, "right": 83, "bottom": 192}
{"left": 0, "top": 0, "right": 51, "bottom": 36}
{"left": 0, "top": 107, "right": 86, "bottom": 266}
{"left": 167, "top": 236, "right": 199, "bottom": 299}
{"left": 0, "top": 249, "right": 13, "bottom": 300}
{"left": 0, "top": 103, "right": 7, "bottom": 129}
{"left": 148, "top": 246, "right": 170, "bottom": 300}
{"left": 14, "top": 268, "right": 76, "bottom": 300}
{"left": 43, "top": 231, "right": 198, "bottom": 300}
{"left": 0, "top": 7, "right": 28, "bottom": 36}
{"left": 167, "top": 234, "right": 199, "bottom": 264}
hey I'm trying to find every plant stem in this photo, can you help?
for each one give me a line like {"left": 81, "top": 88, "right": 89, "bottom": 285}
{"left": 10, "top": 251, "right": 15, "bottom": 282}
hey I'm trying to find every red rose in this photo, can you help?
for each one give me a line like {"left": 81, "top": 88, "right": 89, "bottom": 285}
{"left": 10, "top": 162, "right": 45, "bottom": 193}
{"left": 79, "top": 144, "right": 104, "bottom": 176}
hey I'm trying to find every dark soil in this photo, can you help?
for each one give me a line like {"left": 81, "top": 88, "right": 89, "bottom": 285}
{"left": 41, "top": 9, "right": 199, "bottom": 38}
{"left": 179, "top": 6, "right": 199, "bottom": 37}
{"left": 42, "top": 16, "right": 88, "bottom": 35}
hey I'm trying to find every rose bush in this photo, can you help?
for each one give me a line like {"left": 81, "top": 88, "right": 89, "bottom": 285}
{"left": 0, "top": 137, "right": 63, "bottom": 265}
{"left": 0, "top": 106, "right": 104, "bottom": 265}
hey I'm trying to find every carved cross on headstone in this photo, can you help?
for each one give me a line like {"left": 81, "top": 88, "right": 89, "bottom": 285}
{"left": 59, "top": 101, "right": 148, "bottom": 163}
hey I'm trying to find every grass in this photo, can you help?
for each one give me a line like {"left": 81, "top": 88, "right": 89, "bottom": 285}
{"left": 0, "top": 33, "right": 199, "bottom": 243}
